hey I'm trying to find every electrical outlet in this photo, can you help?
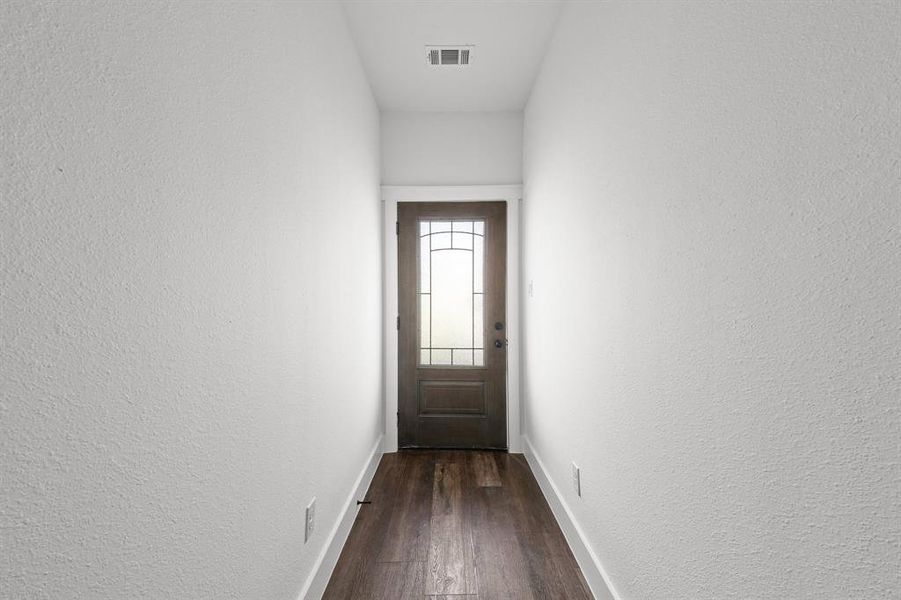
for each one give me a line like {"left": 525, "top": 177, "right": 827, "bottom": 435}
{"left": 305, "top": 498, "right": 316, "bottom": 543}
{"left": 528, "top": 280, "right": 534, "bottom": 298}
{"left": 571, "top": 463, "right": 581, "bottom": 497}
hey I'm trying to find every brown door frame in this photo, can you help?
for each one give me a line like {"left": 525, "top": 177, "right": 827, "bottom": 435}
{"left": 382, "top": 186, "right": 523, "bottom": 453}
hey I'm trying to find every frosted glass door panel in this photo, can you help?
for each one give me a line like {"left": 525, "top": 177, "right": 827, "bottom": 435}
{"left": 419, "top": 220, "right": 485, "bottom": 366}
{"left": 431, "top": 250, "right": 472, "bottom": 348}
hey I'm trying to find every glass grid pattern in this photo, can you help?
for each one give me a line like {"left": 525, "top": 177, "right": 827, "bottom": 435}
{"left": 419, "top": 220, "right": 485, "bottom": 366}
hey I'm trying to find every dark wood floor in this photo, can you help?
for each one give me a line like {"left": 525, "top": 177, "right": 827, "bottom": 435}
{"left": 322, "top": 450, "right": 593, "bottom": 600}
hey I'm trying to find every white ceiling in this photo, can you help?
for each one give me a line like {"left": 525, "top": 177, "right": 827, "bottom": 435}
{"left": 341, "top": 0, "right": 563, "bottom": 112}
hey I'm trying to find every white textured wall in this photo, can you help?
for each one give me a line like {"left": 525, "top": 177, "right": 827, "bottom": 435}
{"left": 381, "top": 111, "right": 522, "bottom": 185}
{"left": 0, "top": 2, "right": 381, "bottom": 599}
{"left": 522, "top": 2, "right": 900, "bottom": 599}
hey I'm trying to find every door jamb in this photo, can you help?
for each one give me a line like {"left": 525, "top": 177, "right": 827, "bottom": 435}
{"left": 382, "top": 185, "right": 522, "bottom": 453}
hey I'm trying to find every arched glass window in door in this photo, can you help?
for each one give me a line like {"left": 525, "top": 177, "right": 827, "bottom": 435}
{"left": 418, "top": 220, "right": 485, "bottom": 366}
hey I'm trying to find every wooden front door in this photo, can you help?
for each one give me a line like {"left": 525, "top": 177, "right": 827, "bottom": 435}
{"left": 398, "top": 202, "right": 507, "bottom": 449}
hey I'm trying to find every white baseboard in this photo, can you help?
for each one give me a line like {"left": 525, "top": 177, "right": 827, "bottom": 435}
{"left": 297, "top": 435, "right": 383, "bottom": 600}
{"left": 522, "top": 435, "right": 622, "bottom": 600}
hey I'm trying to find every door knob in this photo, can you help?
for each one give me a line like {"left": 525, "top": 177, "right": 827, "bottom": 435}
{"left": 494, "top": 339, "right": 505, "bottom": 349}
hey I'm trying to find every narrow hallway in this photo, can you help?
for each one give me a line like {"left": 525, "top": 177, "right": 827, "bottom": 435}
{"left": 3, "top": 2, "right": 899, "bottom": 599}
{"left": 323, "top": 451, "right": 591, "bottom": 599}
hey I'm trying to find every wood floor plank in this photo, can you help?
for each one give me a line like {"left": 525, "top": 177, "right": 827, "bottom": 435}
{"left": 467, "top": 484, "right": 536, "bottom": 600}
{"left": 378, "top": 451, "right": 434, "bottom": 562}
{"left": 469, "top": 451, "right": 502, "bottom": 487}
{"left": 357, "top": 560, "right": 426, "bottom": 599}
{"left": 426, "top": 461, "right": 478, "bottom": 596}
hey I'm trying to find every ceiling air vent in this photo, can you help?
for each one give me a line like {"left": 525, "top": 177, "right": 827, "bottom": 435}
{"left": 426, "top": 45, "right": 473, "bottom": 67}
